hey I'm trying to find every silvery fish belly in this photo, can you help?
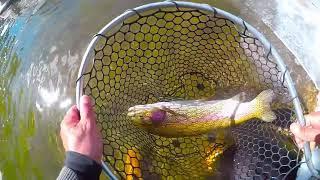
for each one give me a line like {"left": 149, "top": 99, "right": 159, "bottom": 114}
{"left": 127, "top": 89, "right": 276, "bottom": 137}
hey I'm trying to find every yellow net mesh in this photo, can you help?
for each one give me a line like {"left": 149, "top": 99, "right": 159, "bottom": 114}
{"left": 80, "top": 6, "right": 299, "bottom": 179}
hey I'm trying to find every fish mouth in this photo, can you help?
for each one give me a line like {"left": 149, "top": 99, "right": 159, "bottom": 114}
{"left": 127, "top": 106, "right": 143, "bottom": 117}
{"left": 127, "top": 109, "right": 136, "bottom": 117}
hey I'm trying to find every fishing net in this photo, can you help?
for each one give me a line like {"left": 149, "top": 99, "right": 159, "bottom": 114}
{"left": 76, "top": 1, "right": 316, "bottom": 179}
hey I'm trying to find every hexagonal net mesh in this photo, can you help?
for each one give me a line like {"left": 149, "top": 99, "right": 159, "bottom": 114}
{"left": 77, "top": 2, "right": 304, "bottom": 180}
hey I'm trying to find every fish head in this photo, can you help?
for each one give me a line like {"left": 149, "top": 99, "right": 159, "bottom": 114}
{"left": 127, "top": 104, "right": 167, "bottom": 128}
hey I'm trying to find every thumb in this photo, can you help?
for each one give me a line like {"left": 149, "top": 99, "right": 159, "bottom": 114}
{"left": 79, "top": 95, "right": 96, "bottom": 126}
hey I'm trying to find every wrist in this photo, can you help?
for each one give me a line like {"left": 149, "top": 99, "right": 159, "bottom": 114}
{"left": 65, "top": 151, "right": 102, "bottom": 179}
{"left": 66, "top": 147, "right": 102, "bottom": 164}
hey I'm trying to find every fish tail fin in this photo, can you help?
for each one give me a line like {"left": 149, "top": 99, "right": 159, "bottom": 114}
{"left": 253, "top": 89, "right": 276, "bottom": 122}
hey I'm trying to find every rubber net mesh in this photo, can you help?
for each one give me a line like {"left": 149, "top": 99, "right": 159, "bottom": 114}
{"left": 80, "top": 6, "right": 300, "bottom": 180}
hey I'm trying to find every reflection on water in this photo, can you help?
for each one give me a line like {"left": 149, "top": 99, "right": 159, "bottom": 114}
{"left": 235, "top": 0, "right": 320, "bottom": 89}
{"left": 231, "top": 0, "right": 319, "bottom": 111}
{"left": 274, "top": 0, "right": 320, "bottom": 88}
{"left": 0, "top": 0, "right": 318, "bottom": 179}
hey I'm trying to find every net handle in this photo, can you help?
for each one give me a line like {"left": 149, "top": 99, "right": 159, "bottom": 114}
{"left": 75, "top": 1, "right": 319, "bottom": 178}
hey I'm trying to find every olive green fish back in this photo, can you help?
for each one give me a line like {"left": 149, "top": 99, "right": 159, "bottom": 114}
{"left": 79, "top": 3, "right": 301, "bottom": 180}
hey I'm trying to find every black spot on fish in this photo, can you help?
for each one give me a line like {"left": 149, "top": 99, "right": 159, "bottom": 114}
{"left": 172, "top": 139, "right": 180, "bottom": 147}
{"left": 197, "top": 83, "right": 205, "bottom": 90}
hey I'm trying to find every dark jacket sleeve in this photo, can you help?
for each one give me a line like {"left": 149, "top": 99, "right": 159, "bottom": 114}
{"left": 57, "top": 151, "right": 102, "bottom": 180}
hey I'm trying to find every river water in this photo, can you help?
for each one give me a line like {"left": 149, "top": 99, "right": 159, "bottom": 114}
{"left": 0, "top": 0, "right": 318, "bottom": 179}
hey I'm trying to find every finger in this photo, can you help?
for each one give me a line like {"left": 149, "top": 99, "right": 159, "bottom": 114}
{"left": 294, "top": 136, "right": 304, "bottom": 149}
{"left": 291, "top": 123, "right": 320, "bottom": 149}
{"left": 305, "top": 112, "right": 320, "bottom": 128}
{"left": 290, "top": 123, "right": 320, "bottom": 142}
{"left": 80, "top": 95, "right": 94, "bottom": 119}
{"left": 310, "top": 141, "right": 316, "bottom": 151}
{"left": 61, "top": 105, "right": 80, "bottom": 127}
{"left": 79, "top": 95, "right": 96, "bottom": 126}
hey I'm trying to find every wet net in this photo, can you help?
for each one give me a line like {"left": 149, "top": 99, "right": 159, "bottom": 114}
{"left": 76, "top": 2, "right": 312, "bottom": 179}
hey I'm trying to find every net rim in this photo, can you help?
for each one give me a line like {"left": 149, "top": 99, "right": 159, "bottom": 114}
{"left": 75, "top": 1, "right": 318, "bottom": 178}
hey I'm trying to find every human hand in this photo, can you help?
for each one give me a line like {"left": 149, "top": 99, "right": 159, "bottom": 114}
{"left": 60, "top": 95, "right": 103, "bottom": 163}
{"left": 290, "top": 111, "right": 320, "bottom": 149}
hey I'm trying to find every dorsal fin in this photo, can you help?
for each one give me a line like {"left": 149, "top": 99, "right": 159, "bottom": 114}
{"left": 230, "top": 92, "right": 246, "bottom": 102}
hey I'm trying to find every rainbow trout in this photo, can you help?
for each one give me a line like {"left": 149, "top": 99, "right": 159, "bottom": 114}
{"left": 127, "top": 89, "right": 276, "bottom": 137}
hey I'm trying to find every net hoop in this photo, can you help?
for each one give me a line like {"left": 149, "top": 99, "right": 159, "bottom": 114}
{"left": 76, "top": 1, "right": 318, "bottom": 178}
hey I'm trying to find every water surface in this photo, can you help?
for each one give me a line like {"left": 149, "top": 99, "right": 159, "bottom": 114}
{"left": 0, "top": 0, "right": 318, "bottom": 179}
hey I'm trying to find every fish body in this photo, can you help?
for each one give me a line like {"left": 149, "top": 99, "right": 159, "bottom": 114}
{"left": 127, "top": 90, "right": 276, "bottom": 137}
